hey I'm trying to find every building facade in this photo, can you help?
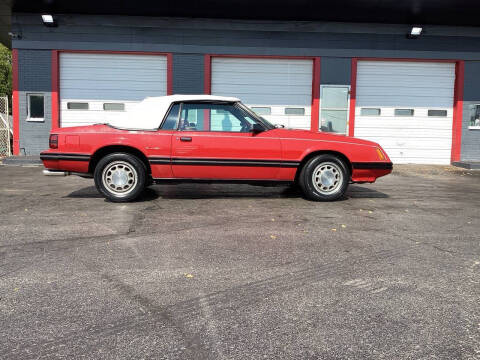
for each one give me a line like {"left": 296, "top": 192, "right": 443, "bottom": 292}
{"left": 9, "top": 13, "right": 480, "bottom": 164}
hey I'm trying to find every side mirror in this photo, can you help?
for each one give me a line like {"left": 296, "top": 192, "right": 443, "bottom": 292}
{"left": 251, "top": 123, "right": 264, "bottom": 134}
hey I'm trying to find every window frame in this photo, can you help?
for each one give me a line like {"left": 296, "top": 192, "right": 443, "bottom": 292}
{"left": 160, "top": 101, "right": 272, "bottom": 133}
{"left": 26, "top": 93, "right": 45, "bottom": 122}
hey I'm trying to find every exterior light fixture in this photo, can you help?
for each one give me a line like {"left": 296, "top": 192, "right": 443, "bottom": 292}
{"left": 41, "top": 14, "right": 57, "bottom": 27}
{"left": 407, "top": 26, "right": 423, "bottom": 39}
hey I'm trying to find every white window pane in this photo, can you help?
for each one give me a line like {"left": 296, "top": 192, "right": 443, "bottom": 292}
{"left": 361, "top": 108, "right": 381, "bottom": 116}
{"left": 395, "top": 109, "right": 414, "bottom": 116}
{"left": 251, "top": 107, "right": 271, "bottom": 115}
{"left": 320, "top": 110, "right": 348, "bottom": 134}
{"left": 67, "top": 102, "right": 89, "bottom": 110}
{"left": 428, "top": 109, "right": 447, "bottom": 117}
{"left": 285, "top": 107, "right": 305, "bottom": 115}
{"left": 321, "top": 87, "right": 349, "bottom": 109}
{"left": 103, "top": 103, "right": 125, "bottom": 111}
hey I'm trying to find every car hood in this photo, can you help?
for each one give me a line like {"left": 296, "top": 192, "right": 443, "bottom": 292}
{"left": 267, "top": 128, "right": 379, "bottom": 147}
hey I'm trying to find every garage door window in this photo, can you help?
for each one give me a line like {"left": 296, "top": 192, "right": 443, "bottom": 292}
{"left": 251, "top": 107, "right": 271, "bottom": 116}
{"left": 428, "top": 109, "right": 448, "bottom": 117}
{"left": 285, "top": 108, "right": 305, "bottom": 115}
{"left": 395, "top": 109, "right": 414, "bottom": 116}
{"left": 67, "top": 102, "right": 89, "bottom": 110}
{"left": 27, "top": 94, "right": 44, "bottom": 121}
{"left": 103, "top": 103, "right": 125, "bottom": 111}
{"left": 360, "top": 108, "right": 381, "bottom": 116}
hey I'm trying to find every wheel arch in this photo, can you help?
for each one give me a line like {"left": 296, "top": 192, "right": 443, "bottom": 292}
{"left": 295, "top": 150, "right": 352, "bottom": 183}
{"left": 88, "top": 145, "right": 151, "bottom": 175}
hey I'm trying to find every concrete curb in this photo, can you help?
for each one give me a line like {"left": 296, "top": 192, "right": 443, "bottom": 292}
{"left": 452, "top": 161, "right": 480, "bottom": 170}
{"left": 1, "top": 156, "right": 42, "bottom": 166}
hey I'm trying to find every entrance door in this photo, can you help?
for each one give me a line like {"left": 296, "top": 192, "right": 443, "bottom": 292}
{"left": 171, "top": 102, "right": 282, "bottom": 180}
{"left": 319, "top": 85, "right": 350, "bottom": 134}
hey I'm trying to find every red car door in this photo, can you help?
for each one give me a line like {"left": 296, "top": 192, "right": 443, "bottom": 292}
{"left": 171, "top": 102, "right": 282, "bottom": 180}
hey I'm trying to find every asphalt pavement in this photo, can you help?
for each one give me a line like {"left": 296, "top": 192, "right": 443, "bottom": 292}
{"left": 0, "top": 164, "right": 479, "bottom": 359}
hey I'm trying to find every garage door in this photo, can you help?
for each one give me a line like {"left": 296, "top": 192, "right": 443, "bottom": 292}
{"left": 354, "top": 61, "right": 455, "bottom": 164}
{"left": 60, "top": 53, "right": 168, "bottom": 127}
{"left": 211, "top": 57, "right": 313, "bottom": 129}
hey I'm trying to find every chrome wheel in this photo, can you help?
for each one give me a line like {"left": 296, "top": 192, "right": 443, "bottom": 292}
{"left": 102, "top": 161, "right": 138, "bottom": 197}
{"left": 312, "top": 162, "right": 343, "bottom": 194}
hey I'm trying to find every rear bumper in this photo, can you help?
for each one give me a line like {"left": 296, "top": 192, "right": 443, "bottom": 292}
{"left": 40, "top": 151, "right": 91, "bottom": 174}
{"left": 351, "top": 162, "right": 393, "bottom": 183}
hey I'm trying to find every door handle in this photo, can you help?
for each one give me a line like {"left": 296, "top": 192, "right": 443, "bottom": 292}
{"left": 180, "top": 136, "right": 192, "bottom": 142}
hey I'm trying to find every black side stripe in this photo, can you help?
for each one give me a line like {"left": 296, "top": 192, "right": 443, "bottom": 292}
{"left": 148, "top": 157, "right": 300, "bottom": 168}
{"left": 40, "top": 153, "right": 91, "bottom": 161}
{"left": 148, "top": 157, "right": 171, "bottom": 164}
{"left": 352, "top": 162, "right": 393, "bottom": 170}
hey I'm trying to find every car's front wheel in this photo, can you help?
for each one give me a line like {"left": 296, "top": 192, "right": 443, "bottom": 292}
{"left": 94, "top": 153, "right": 146, "bottom": 202}
{"left": 298, "top": 154, "right": 350, "bottom": 201}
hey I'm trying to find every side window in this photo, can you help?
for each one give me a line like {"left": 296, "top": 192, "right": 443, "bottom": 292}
{"left": 27, "top": 94, "right": 45, "bottom": 121}
{"left": 161, "top": 103, "right": 180, "bottom": 130}
{"left": 179, "top": 103, "right": 258, "bottom": 132}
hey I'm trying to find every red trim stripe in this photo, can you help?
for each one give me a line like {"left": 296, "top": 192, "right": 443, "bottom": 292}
{"left": 204, "top": 55, "right": 212, "bottom": 94}
{"left": 310, "top": 57, "right": 321, "bottom": 132}
{"left": 451, "top": 61, "right": 464, "bottom": 162}
{"left": 166, "top": 53, "right": 173, "bottom": 95}
{"left": 12, "top": 49, "right": 19, "bottom": 155}
{"left": 51, "top": 50, "right": 59, "bottom": 129}
{"left": 348, "top": 58, "right": 358, "bottom": 137}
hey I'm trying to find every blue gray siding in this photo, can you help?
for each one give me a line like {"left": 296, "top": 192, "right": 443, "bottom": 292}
{"left": 11, "top": 15, "right": 480, "bottom": 59}
{"left": 17, "top": 49, "right": 51, "bottom": 155}
{"left": 320, "top": 57, "right": 351, "bottom": 85}
{"left": 172, "top": 53, "right": 204, "bottom": 94}
{"left": 10, "top": 14, "right": 480, "bottom": 159}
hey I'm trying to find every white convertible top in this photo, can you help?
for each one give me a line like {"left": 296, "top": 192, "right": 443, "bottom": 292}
{"left": 106, "top": 95, "right": 241, "bottom": 130}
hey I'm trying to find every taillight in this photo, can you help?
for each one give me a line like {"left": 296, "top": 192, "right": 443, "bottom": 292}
{"left": 49, "top": 134, "right": 58, "bottom": 149}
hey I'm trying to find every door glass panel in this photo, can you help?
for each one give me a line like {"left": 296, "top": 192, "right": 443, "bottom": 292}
{"left": 321, "top": 87, "right": 349, "bottom": 109}
{"left": 161, "top": 103, "right": 180, "bottom": 129}
{"left": 179, "top": 103, "right": 259, "bottom": 132}
{"left": 320, "top": 110, "right": 348, "bottom": 134}
{"left": 319, "top": 85, "right": 350, "bottom": 134}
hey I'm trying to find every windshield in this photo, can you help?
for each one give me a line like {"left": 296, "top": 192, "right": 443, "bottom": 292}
{"left": 236, "top": 102, "right": 275, "bottom": 130}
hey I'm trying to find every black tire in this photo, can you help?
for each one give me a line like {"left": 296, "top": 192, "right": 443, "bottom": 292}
{"left": 298, "top": 154, "right": 350, "bottom": 201}
{"left": 94, "top": 153, "right": 147, "bottom": 202}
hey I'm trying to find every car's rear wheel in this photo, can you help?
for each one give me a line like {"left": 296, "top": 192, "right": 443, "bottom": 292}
{"left": 94, "top": 153, "right": 146, "bottom": 202}
{"left": 298, "top": 154, "right": 350, "bottom": 201}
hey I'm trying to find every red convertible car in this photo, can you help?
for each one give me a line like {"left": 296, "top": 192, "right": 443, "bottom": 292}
{"left": 41, "top": 95, "right": 392, "bottom": 202}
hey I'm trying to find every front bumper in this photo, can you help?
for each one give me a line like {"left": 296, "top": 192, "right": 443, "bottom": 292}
{"left": 351, "top": 162, "right": 393, "bottom": 183}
